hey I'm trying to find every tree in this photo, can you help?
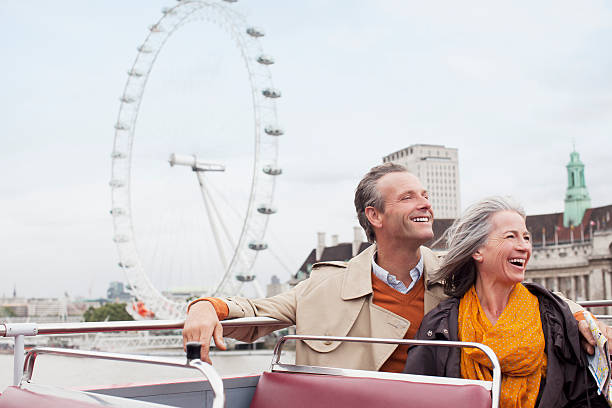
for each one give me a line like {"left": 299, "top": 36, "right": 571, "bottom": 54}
{"left": 0, "top": 306, "right": 16, "bottom": 317}
{"left": 83, "top": 303, "right": 134, "bottom": 322}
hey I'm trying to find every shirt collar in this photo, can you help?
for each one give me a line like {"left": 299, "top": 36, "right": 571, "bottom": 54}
{"left": 371, "top": 252, "right": 424, "bottom": 294}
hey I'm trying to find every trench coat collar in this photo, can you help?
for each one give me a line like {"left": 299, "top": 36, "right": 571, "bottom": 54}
{"left": 341, "top": 244, "right": 439, "bottom": 300}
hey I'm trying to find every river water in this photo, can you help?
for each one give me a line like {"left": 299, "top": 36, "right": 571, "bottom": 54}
{"left": 0, "top": 350, "right": 295, "bottom": 391}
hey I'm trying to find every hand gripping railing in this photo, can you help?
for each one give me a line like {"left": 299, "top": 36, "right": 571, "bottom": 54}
{"left": 271, "top": 335, "right": 502, "bottom": 408}
{"left": 21, "top": 345, "right": 225, "bottom": 408}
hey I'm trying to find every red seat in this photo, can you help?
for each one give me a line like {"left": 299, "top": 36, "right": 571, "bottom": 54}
{"left": 0, "top": 386, "right": 104, "bottom": 408}
{"left": 249, "top": 371, "right": 491, "bottom": 408}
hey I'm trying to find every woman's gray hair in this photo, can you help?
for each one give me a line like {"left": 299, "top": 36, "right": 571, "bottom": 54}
{"left": 432, "top": 196, "right": 526, "bottom": 297}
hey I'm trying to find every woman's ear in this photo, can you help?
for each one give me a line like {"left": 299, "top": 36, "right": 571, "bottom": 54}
{"left": 472, "top": 250, "right": 483, "bottom": 263}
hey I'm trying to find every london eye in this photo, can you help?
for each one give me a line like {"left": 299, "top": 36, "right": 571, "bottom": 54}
{"left": 109, "top": 0, "right": 282, "bottom": 319}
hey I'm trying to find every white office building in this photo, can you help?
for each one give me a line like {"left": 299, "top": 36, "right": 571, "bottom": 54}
{"left": 382, "top": 144, "right": 460, "bottom": 219}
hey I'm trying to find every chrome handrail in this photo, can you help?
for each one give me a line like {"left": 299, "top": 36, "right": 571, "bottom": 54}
{"left": 0, "top": 316, "right": 287, "bottom": 337}
{"left": 578, "top": 300, "right": 612, "bottom": 308}
{"left": 272, "top": 335, "right": 502, "bottom": 408}
{"left": 21, "top": 347, "right": 225, "bottom": 408}
{"left": 1, "top": 317, "right": 287, "bottom": 386}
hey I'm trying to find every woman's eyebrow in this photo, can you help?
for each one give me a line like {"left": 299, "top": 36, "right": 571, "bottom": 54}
{"left": 502, "top": 229, "right": 530, "bottom": 235}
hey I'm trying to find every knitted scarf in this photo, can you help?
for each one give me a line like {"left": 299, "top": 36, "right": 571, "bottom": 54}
{"left": 458, "top": 283, "right": 547, "bottom": 408}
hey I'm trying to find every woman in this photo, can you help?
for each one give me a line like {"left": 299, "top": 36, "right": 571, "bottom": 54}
{"left": 403, "top": 196, "right": 605, "bottom": 408}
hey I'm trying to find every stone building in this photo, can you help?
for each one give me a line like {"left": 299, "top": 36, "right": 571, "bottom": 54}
{"left": 521, "top": 149, "right": 612, "bottom": 311}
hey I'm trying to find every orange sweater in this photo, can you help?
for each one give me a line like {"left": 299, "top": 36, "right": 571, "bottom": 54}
{"left": 371, "top": 272, "right": 425, "bottom": 373}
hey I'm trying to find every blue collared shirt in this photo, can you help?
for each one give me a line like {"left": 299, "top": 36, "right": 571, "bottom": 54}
{"left": 371, "top": 253, "right": 423, "bottom": 294}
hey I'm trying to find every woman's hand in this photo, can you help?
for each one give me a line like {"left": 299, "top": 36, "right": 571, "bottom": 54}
{"left": 578, "top": 319, "right": 612, "bottom": 355}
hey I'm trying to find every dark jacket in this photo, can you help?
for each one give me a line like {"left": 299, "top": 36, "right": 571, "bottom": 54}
{"left": 403, "top": 283, "right": 606, "bottom": 407}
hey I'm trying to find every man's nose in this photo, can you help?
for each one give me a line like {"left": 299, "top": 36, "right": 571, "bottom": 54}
{"left": 417, "top": 196, "right": 431, "bottom": 210}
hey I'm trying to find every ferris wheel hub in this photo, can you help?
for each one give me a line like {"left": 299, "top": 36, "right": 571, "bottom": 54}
{"left": 168, "top": 153, "right": 225, "bottom": 172}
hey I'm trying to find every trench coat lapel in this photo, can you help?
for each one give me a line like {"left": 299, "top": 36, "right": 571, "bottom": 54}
{"left": 341, "top": 244, "right": 376, "bottom": 300}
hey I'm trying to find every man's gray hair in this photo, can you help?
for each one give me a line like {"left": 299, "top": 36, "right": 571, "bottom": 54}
{"left": 354, "top": 163, "right": 409, "bottom": 242}
{"left": 432, "top": 196, "right": 526, "bottom": 297}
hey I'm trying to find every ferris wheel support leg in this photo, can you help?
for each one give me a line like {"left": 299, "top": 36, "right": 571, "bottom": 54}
{"left": 196, "top": 171, "right": 228, "bottom": 270}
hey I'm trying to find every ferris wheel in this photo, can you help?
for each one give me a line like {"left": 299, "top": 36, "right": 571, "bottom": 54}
{"left": 109, "top": 0, "right": 282, "bottom": 320}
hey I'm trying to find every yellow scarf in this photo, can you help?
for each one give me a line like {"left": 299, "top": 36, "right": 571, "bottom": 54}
{"left": 458, "top": 283, "right": 547, "bottom": 408}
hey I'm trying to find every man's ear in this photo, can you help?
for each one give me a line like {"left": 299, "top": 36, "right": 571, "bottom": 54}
{"left": 472, "top": 250, "right": 483, "bottom": 263}
{"left": 365, "top": 206, "right": 383, "bottom": 229}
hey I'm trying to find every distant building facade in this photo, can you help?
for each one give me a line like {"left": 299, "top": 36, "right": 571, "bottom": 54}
{"left": 107, "top": 281, "right": 131, "bottom": 302}
{"left": 525, "top": 205, "right": 612, "bottom": 307}
{"left": 382, "top": 144, "right": 460, "bottom": 219}
{"left": 524, "top": 149, "right": 611, "bottom": 310}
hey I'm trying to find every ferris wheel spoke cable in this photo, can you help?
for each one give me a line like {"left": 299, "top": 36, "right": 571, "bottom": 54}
{"left": 196, "top": 171, "right": 229, "bottom": 271}
{"left": 199, "top": 176, "right": 237, "bottom": 250}
{"left": 205, "top": 176, "right": 248, "bottom": 223}
{"left": 207, "top": 176, "right": 292, "bottom": 277}
{"left": 144, "top": 189, "right": 175, "bottom": 281}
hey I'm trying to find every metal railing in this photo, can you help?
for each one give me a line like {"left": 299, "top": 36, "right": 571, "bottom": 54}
{"left": 578, "top": 300, "right": 612, "bottom": 308}
{"left": 0, "top": 317, "right": 287, "bottom": 386}
{"left": 21, "top": 347, "right": 226, "bottom": 408}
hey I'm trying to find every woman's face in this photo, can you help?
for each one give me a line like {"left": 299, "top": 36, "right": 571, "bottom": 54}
{"left": 474, "top": 210, "right": 532, "bottom": 287}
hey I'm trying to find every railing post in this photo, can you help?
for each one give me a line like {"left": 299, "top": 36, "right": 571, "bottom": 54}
{"left": 13, "top": 335, "right": 25, "bottom": 386}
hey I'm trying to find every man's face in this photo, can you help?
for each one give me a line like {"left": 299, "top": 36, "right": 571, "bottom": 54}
{"left": 373, "top": 172, "right": 434, "bottom": 245}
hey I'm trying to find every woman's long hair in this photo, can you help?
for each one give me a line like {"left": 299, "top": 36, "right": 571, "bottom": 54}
{"left": 432, "top": 196, "right": 526, "bottom": 297}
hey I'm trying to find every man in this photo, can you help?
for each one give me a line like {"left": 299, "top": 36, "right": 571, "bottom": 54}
{"left": 183, "top": 163, "right": 607, "bottom": 371}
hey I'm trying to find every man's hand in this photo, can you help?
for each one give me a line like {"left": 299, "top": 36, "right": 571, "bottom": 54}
{"left": 578, "top": 319, "right": 612, "bottom": 355}
{"left": 182, "top": 301, "right": 227, "bottom": 364}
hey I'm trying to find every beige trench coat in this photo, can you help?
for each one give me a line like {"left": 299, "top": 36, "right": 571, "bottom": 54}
{"left": 222, "top": 244, "right": 447, "bottom": 371}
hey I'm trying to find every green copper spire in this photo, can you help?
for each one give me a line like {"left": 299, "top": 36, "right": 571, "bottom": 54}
{"left": 563, "top": 148, "right": 591, "bottom": 227}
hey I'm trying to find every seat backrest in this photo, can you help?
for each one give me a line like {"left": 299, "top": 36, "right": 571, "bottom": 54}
{"left": 249, "top": 371, "right": 491, "bottom": 408}
{"left": 0, "top": 386, "right": 104, "bottom": 408}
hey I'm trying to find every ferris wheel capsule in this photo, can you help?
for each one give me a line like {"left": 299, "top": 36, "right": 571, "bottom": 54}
{"left": 110, "top": 207, "right": 127, "bottom": 216}
{"left": 127, "top": 69, "right": 144, "bottom": 77}
{"left": 114, "top": 122, "right": 129, "bottom": 131}
{"left": 109, "top": 179, "right": 125, "bottom": 188}
{"left": 248, "top": 241, "right": 268, "bottom": 251}
{"left": 118, "top": 261, "right": 135, "bottom": 269}
{"left": 113, "top": 234, "right": 130, "bottom": 243}
{"left": 264, "top": 126, "right": 284, "bottom": 136}
{"left": 257, "top": 204, "right": 277, "bottom": 214}
{"left": 137, "top": 45, "right": 153, "bottom": 54}
{"left": 149, "top": 24, "right": 164, "bottom": 32}
{"left": 120, "top": 96, "right": 136, "bottom": 104}
{"left": 256, "top": 55, "right": 274, "bottom": 65}
{"left": 263, "top": 165, "right": 282, "bottom": 176}
{"left": 236, "top": 275, "right": 256, "bottom": 282}
{"left": 246, "top": 27, "right": 265, "bottom": 37}
{"left": 262, "top": 88, "right": 281, "bottom": 98}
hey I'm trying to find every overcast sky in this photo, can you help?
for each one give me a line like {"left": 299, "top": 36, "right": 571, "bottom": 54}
{"left": 1, "top": 0, "right": 611, "bottom": 299}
